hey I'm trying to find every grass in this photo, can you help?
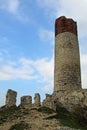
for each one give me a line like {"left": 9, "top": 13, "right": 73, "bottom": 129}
{"left": 9, "top": 122, "right": 29, "bottom": 130}
{"left": 45, "top": 106, "right": 87, "bottom": 130}
{"left": 0, "top": 105, "right": 87, "bottom": 130}
{"left": 38, "top": 106, "right": 55, "bottom": 114}
{"left": 73, "top": 106, "right": 87, "bottom": 129}
{"left": 0, "top": 106, "right": 22, "bottom": 124}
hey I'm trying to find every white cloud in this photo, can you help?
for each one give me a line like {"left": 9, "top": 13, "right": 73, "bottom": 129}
{"left": 0, "top": 57, "right": 54, "bottom": 91}
{"left": 0, "top": 52, "right": 87, "bottom": 91}
{"left": 37, "top": 0, "right": 60, "bottom": 17}
{"left": 0, "top": 0, "right": 29, "bottom": 23}
{"left": 7, "top": 0, "right": 19, "bottom": 14}
{"left": 80, "top": 54, "right": 87, "bottom": 88}
{"left": 0, "top": 59, "right": 36, "bottom": 80}
{"left": 42, "top": 81, "right": 53, "bottom": 92}
{"left": 0, "top": 91, "right": 5, "bottom": 106}
{"left": 37, "top": 0, "right": 87, "bottom": 37}
{"left": 57, "top": 0, "right": 87, "bottom": 37}
{"left": 34, "top": 57, "right": 54, "bottom": 83}
{"left": 0, "top": 0, "right": 19, "bottom": 14}
{"left": 34, "top": 57, "right": 54, "bottom": 92}
{"left": 37, "top": 0, "right": 59, "bottom": 8}
{"left": 39, "top": 28, "right": 54, "bottom": 45}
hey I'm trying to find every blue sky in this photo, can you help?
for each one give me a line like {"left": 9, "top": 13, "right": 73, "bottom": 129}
{"left": 0, "top": 0, "right": 87, "bottom": 106}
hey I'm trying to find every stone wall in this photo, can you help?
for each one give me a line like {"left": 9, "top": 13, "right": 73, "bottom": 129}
{"left": 82, "top": 89, "right": 87, "bottom": 106}
{"left": 20, "top": 96, "right": 32, "bottom": 108}
{"left": 3, "top": 90, "right": 42, "bottom": 109}
{"left": 53, "top": 89, "right": 87, "bottom": 112}
{"left": 42, "top": 94, "right": 55, "bottom": 110}
{"left": 2, "top": 88, "right": 87, "bottom": 113}
{"left": 5, "top": 89, "right": 17, "bottom": 107}
{"left": 34, "top": 93, "right": 41, "bottom": 107}
{"left": 54, "top": 32, "right": 81, "bottom": 92}
{"left": 42, "top": 89, "right": 87, "bottom": 112}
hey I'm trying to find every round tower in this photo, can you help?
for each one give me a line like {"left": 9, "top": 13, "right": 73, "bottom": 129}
{"left": 54, "top": 16, "right": 82, "bottom": 92}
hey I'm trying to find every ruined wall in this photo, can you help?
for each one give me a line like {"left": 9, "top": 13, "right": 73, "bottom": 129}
{"left": 55, "top": 16, "right": 77, "bottom": 36}
{"left": 34, "top": 93, "right": 41, "bottom": 107}
{"left": 53, "top": 89, "right": 87, "bottom": 112}
{"left": 20, "top": 96, "right": 32, "bottom": 108}
{"left": 6, "top": 89, "right": 17, "bottom": 107}
{"left": 42, "top": 94, "right": 55, "bottom": 110}
{"left": 54, "top": 16, "right": 82, "bottom": 92}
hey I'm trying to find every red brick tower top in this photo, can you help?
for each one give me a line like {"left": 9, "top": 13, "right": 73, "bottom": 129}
{"left": 55, "top": 16, "right": 77, "bottom": 36}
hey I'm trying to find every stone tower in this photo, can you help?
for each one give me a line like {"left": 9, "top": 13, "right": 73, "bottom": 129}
{"left": 54, "top": 16, "right": 82, "bottom": 92}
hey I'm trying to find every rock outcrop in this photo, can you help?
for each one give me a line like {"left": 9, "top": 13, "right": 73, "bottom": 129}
{"left": 0, "top": 106, "right": 83, "bottom": 130}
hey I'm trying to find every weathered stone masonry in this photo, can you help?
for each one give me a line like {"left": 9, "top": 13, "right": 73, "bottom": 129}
{"left": 42, "top": 16, "right": 87, "bottom": 112}
{"left": 34, "top": 93, "right": 41, "bottom": 107}
{"left": 54, "top": 16, "right": 82, "bottom": 92}
{"left": 5, "top": 90, "right": 41, "bottom": 108}
{"left": 6, "top": 89, "right": 17, "bottom": 107}
{"left": 20, "top": 96, "right": 32, "bottom": 108}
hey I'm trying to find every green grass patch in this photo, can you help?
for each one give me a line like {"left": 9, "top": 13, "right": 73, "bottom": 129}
{"left": 46, "top": 106, "right": 86, "bottom": 130}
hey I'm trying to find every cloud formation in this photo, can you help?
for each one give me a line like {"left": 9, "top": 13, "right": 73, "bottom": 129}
{"left": 37, "top": 0, "right": 87, "bottom": 37}
{"left": 80, "top": 54, "right": 87, "bottom": 88}
{"left": 0, "top": 0, "right": 29, "bottom": 23}
{"left": 0, "top": 52, "right": 87, "bottom": 90}
{"left": 0, "top": 0, "right": 19, "bottom": 14}
{"left": 0, "top": 56, "right": 54, "bottom": 91}
{"left": 8, "top": 0, "right": 19, "bottom": 13}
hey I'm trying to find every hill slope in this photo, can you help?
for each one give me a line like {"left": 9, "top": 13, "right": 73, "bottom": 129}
{"left": 0, "top": 106, "right": 86, "bottom": 130}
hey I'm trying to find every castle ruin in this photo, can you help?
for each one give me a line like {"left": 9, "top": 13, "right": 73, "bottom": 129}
{"left": 1, "top": 16, "right": 87, "bottom": 112}
{"left": 42, "top": 16, "right": 87, "bottom": 111}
